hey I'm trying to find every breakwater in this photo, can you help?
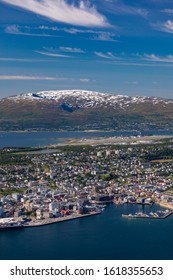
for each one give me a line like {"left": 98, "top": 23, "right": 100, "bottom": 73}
{"left": 122, "top": 210, "right": 173, "bottom": 219}
{"left": 23, "top": 211, "right": 101, "bottom": 228}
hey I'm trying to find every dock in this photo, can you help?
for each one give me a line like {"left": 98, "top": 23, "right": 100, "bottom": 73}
{"left": 23, "top": 211, "right": 101, "bottom": 228}
{"left": 122, "top": 210, "right": 173, "bottom": 220}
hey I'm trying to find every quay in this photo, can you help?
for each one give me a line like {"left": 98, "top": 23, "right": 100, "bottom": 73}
{"left": 159, "top": 202, "right": 173, "bottom": 210}
{"left": 23, "top": 211, "right": 101, "bottom": 228}
{"left": 122, "top": 210, "right": 173, "bottom": 220}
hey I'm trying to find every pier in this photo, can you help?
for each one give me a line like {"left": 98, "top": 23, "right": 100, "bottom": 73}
{"left": 23, "top": 211, "right": 101, "bottom": 228}
{"left": 122, "top": 210, "right": 173, "bottom": 220}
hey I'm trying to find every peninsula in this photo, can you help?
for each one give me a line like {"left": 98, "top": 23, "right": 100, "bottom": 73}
{"left": 0, "top": 135, "right": 173, "bottom": 229}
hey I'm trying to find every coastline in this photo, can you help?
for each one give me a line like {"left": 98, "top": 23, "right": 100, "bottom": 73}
{"left": 23, "top": 211, "right": 101, "bottom": 228}
{"left": 48, "top": 135, "right": 173, "bottom": 147}
{"left": 159, "top": 202, "right": 173, "bottom": 210}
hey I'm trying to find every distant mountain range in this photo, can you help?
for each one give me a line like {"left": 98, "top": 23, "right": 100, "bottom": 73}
{"left": 0, "top": 90, "right": 173, "bottom": 131}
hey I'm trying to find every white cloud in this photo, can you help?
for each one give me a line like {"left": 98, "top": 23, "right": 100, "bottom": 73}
{"left": 100, "top": 0, "right": 148, "bottom": 17}
{"left": 0, "top": 57, "right": 50, "bottom": 62}
{"left": 63, "top": 28, "right": 85, "bottom": 34}
{"left": 163, "top": 20, "right": 173, "bottom": 33}
{"left": 38, "top": 26, "right": 82, "bottom": 34}
{"left": 93, "top": 32, "right": 118, "bottom": 41}
{"left": 95, "top": 52, "right": 119, "bottom": 60}
{"left": 118, "top": 6, "right": 148, "bottom": 17}
{"left": 38, "top": 25, "right": 118, "bottom": 41}
{"left": 0, "top": 75, "right": 62, "bottom": 80}
{"left": 59, "top": 47, "right": 85, "bottom": 53}
{"left": 79, "top": 78, "right": 90, "bottom": 82}
{"left": 35, "top": 51, "right": 70, "bottom": 57}
{"left": 38, "top": 25, "right": 60, "bottom": 31}
{"left": 1, "top": 0, "right": 108, "bottom": 27}
{"left": 5, "top": 25, "right": 21, "bottom": 34}
{"left": 154, "top": 20, "right": 173, "bottom": 34}
{"left": 143, "top": 53, "right": 173, "bottom": 63}
{"left": 66, "top": 28, "right": 118, "bottom": 41}
{"left": 5, "top": 24, "right": 53, "bottom": 36}
{"left": 161, "top": 9, "right": 173, "bottom": 14}
{"left": 38, "top": 26, "right": 77, "bottom": 34}
{"left": 94, "top": 52, "right": 173, "bottom": 66}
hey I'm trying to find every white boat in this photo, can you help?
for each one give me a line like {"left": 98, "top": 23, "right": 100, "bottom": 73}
{"left": 0, "top": 222, "right": 23, "bottom": 229}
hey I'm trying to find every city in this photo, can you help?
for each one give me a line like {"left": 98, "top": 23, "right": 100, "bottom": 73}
{"left": 0, "top": 137, "right": 173, "bottom": 228}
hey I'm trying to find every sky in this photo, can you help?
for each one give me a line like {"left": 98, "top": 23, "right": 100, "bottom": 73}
{"left": 1, "top": 0, "right": 173, "bottom": 98}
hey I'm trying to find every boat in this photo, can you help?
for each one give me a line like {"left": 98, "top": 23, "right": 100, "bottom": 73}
{"left": 0, "top": 218, "right": 23, "bottom": 229}
{"left": 0, "top": 223, "right": 23, "bottom": 229}
{"left": 122, "top": 214, "right": 133, "bottom": 218}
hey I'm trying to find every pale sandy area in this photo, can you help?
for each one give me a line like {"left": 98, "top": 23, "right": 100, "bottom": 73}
{"left": 49, "top": 135, "right": 173, "bottom": 147}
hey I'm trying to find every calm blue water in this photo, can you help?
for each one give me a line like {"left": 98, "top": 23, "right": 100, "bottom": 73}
{"left": 0, "top": 204, "right": 173, "bottom": 260}
{"left": 0, "top": 130, "right": 173, "bottom": 148}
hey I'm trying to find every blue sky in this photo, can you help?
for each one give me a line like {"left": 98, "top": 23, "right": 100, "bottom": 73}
{"left": 1, "top": 0, "right": 173, "bottom": 98}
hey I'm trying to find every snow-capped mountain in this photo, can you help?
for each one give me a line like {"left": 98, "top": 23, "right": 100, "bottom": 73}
{"left": 1, "top": 90, "right": 173, "bottom": 131}
{"left": 6, "top": 89, "right": 173, "bottom": 110}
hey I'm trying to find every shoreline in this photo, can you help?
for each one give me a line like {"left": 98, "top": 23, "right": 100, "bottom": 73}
{"left": 23, "top": 211, "right": 101, "bottom": 228}
{"left": 47, "top": 135, "right": 173, "bottom": 147}
{"left": 158, "top": 202, "right": 173, "bottom": 210}
{"left": 1, "top": 203, "right": 173, "bottom": 230}
{"left": 0, "top": 129, "right": 173, "bottom": 133}
{"left": 0, "top": 129, "right": 138, "bottom": 133}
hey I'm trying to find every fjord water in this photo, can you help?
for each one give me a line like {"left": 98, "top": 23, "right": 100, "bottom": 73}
{"left": 0, "top": 203, "right": 173, "bottom": 260}
{"left": 0, "top": 130, "right": 173, "bottom": 148}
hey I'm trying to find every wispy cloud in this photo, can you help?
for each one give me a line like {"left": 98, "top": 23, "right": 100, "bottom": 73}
{"left": 1, "top": 0, "right": 109, "bottom": 27}
{"left": 5, "top": 24, "right": 53, "bottom": 36}
{"left": 38, "top": 25, "right": 60, "bottom": 31}
{"left": 95, "top": 52, "right": 119, "bottom": 60}
{"left": 66, "top": 29, "right": 118, "bottom": 41}
{"left": 38, "top": 25, "right": 118, "bottom": 41}
{"left": 143, "top": 53, "right": 173, "bottom": 63}
{"left": 154, "top": 20, "right": 173, "bottom": 34}
{"left": 92, "top": 32, "right": 118, "bottom": 41}
{"left": 162, "top": 20, "right": 173, "bottom": 33}
{"left": 161, "top": 9, "right": 173, "bottom": 14}
{"left": 79, "top": 78, "right": 90, "bottom": 82}
{"left": 100, "top": 0, "right": 148, "bottom": 17}
{"left": 0, "top": 75, "right": 63, "bottom": 80}
{"left": 95, "top": 52, "right": 173, "bottom": 66}
{"left": 116, "top": 6, "right": 148, "bottom": 17}
{"left": 35, "top": 51, "right": 70, "bottom": 58}
{"left": 59, "top": 47, "right": 85, "bottom": 53}
{"left": 0, "top": 75, "right": 93, "bottom": 83}
{"left": 0, "top": 57, "right": 51, "bottom": 62}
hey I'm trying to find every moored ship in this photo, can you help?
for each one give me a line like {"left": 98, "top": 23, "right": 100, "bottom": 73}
{"left": 0, "top": 218, "right": 23, "bottom": 229}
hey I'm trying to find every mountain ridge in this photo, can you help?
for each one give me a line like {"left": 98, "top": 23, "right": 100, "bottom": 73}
{"left": 4, "top": 89, "right": 173, "bottom": 105}
{"left": 0, "top": 90, "right": 173, "bottom": 131}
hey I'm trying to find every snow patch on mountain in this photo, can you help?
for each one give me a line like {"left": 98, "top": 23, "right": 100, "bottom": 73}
{"left": 5, "top": 89, "right": 173, "bottom": 109}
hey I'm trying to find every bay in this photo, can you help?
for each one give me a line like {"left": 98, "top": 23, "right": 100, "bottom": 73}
{"left": 0, "top": 130, "right": 173, "bottom": 148}
{"left": 0, "top": 203, "right": 173, "bottom": 260}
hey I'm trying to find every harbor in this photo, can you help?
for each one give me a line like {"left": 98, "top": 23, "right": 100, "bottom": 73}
{"left": 23, "top": 211, "right": 102, "bottom": 228}
{"left": 122, "top": 209, "right": 173, "bottom": 219}
{"left": 1, "top": 203, "right": 173, "bottom": 260}
{"left": 0, "top": 211, "right": 102, "bottom": 229}
{"left": 0, "top": 218, "right": 23, "bottom": 229}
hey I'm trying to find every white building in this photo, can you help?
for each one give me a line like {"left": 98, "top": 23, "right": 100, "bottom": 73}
{"left": 49, "top": 202, "right": 60, "bottom": 212}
